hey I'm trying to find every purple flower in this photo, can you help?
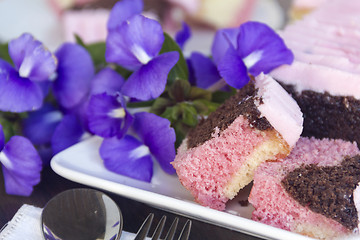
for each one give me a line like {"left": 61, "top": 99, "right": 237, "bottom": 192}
{"left": 175, "top": 22, "right": 191, "bottom": 50}
{"left": 100, "top": 135, "right": 153, "bottom": 182}
{"left": 107, "top": 0, "right": 143, "bottom": 32}
{"left": 0, "top": 125, "right": 4, "bottom": 150}
{"left": 0, "top": 33, "right": 57, "bottom": 112}
{"left": 189, "top": 52, "right": 221, "bottom": 89}
{"left": 133, "top": 112, "right": 176, "bottom": 174}
{"left": 53, "top": 43, "right": 94, "bottom": 109}
{"left": 100, "top": 112, "right": 176, "bottom": 182}
{"left": 51, "top": 114, "right": 84, "bottom": 155}
{"left": 217, "top": 22, "right": 294, "bottom": 89}
{"left": 90, "top": 67, "right": 125, "bottom": 96}
{"left": 86, "top": 93, "right": 133, "bottom": 139}
{"left": 211, "top": 27, "right": 241, "bottom": 66}
{"left": 106, "top": 15, "right": 179, "bottom": 101}
{"left": 22, "top": 104, "right": 62, "bottom": 145}
{"left": 0, "top": 124, "right": 42, "bottom": 196}
{"left": 22, "top": 104, "right": 63, "bottom": 165}
{"left": 9, "top": 33, "right": 57, "bottom": 81}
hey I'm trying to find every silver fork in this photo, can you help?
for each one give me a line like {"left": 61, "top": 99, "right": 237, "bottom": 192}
{"left": 133, "top": 213, "right": 192, "bottom": 240}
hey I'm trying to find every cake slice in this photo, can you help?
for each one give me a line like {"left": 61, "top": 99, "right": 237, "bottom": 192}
{"left": 172, "top": 74, "right": 303, "bottom": 210}
{"left": 249, "top": 137, "right": 360, "bottom": 239}
{"left": 270, "top": 0, "right": 360, "bottom": 147}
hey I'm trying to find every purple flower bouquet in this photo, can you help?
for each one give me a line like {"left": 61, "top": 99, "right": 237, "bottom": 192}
{"left": 0, "top": 0, "right": 293, "bottom": 196}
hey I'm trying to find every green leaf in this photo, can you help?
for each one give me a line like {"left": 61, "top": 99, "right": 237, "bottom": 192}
{"left": 0, "top": 43, "right": 13, "bottom": 65}
{"left": 188, "top": 87, "right": 212, "bottom": 101}
{"left": 173, "top": 121, "right": 191, "bottom": 149}
{"left": 211, "top": 89, "right": 235, "bottom": 103}
{"left": 86, "top": 42, "right": 107, "bottom": 70}
{"left": 74, "top": 34, "right": 86, "bottom": 47}
{"left": 160, "top": 33, "right": 189, "bottom": 84}
{"left": 167, "top": 79, "right": 191, "bottom": 101}
{"left": 180, "top": 103, "right": 198, "bottom": 127}
{"left": 193, "top": 99, "right": 219, "bottom": 115}
{"left": 150, "top": 97, "right": 173, "bottom": 115}
{"left": 0, "top": 115, "right": 21, "bottom": 142}
{"left": 161, "top": 105, "right": 181, "bottom": 122}
{"left": 127, "top": 100, "right": 155, "bottom": 108}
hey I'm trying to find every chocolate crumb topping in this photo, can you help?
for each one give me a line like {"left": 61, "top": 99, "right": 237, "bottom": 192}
{"left": 279, "top": 83, "right": 360, "bottom": 147}
{"left": 281, "top": 155, "right": 360, "bottom": 230}
{"left": 186, "top": 81, "right": 273, "bottom": 149}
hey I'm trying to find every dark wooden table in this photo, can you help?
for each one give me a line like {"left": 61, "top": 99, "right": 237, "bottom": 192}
{"left": 0, "top": 166, "right": 262, "bottom": 240}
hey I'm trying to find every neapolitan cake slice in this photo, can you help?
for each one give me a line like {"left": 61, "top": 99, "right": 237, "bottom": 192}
{"left": 172, "top": 73, "right": 303, "bottom": 210}
{"left": 271, "top": 0, "right": 360, "bottom": 146}
{"left": 249, "top": 137, "right": 360, "bottom": 239}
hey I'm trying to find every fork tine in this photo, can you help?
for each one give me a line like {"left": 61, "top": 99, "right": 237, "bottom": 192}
{"left": 151, "top": 215, "right": 167, "bottom": 240}
{"left": 163, "top": 217, "right": 179, "bottom": 240}
{"left": 178, "top": 220, "right": 192, "bottom": 240}
{"left": 134, "top": 213, "right": 154, "bottom": 240}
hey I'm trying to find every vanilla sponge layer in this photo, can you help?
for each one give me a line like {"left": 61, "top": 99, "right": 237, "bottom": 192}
{"left": 172, "top": 115, "right": 290, "bottom": 210}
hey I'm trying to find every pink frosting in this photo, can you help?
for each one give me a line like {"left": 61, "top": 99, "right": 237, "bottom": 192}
{"left": 172, "top": 116, "right": 268, "bottom": 210}
{"left": 271, "top": 0, "right": 360, "bottom": 99}
{"left": 270, "top": 61, "right": 360, "bottom": 99}
{"left": 290, "top": 50, "right": 360, "bottom": 74}
{"left": 249, "top": 137, "right": 360, "bottom": 236}
{"left": 255, "top": 74, "right": 303, "bottom": 148}
{"left": 303, "top": 0, "right": 360, "bottom": 29}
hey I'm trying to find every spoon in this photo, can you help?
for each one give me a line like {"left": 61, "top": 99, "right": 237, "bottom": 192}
{"left": 41, "top": 188, "right": 123, "bottom": 240}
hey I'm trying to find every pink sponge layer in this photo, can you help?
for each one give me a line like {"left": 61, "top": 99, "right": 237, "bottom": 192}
{"left": 249, "top": 137, "right": 360, "bottom": 239}
{"left": 173, "top": 116, "right": 269, "bottom": 210}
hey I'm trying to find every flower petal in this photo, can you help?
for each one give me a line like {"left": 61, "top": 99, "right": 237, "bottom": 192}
{"left": 236, "top": 21, "right": 294, "bottom": 76}
{"left": 0, "top": 59, "right": 44, "bottom": 112}
{"left": 175, "top": 22, "right": 191, "bottom": 50}
{"left": 1, "top": 136, "right": 42, "bottom": 196}
{"left": 100, "top": 135, "right": 153, "bottom": 182}
{"left": 8, "top": 33, "right": 57, "bottom": 81}
{"left": 51, "top": 114, "right": 84, "bottom": 155}
{"left": 211, "top": 27, "right": 241, "bottom": 65}
{"left": 106, "top": 15, "right": 164, "bottom": 70}
{"left": 189, "top": 52, "right": 221, "bottom": 89}
{"left": 87, "top": 93, "right": 133, "bottom": 138}
{"left": 107, "top": 0, "right": 143, "bottom": 31}
{"left": 218, "top": 47, "right": 250, "bottom": 89}
{"left": 0, "top": 124, "right": 4, "bottom": 151}
{"left": 54, "top": 43, "right": 94, "bottom": 109}
{"left": 22, "top": 104, "right": 62, "bottom": 145}
{"left": 133, "top": 112, "right": 176, "bottom": 174}
{"left": 90, "top": 67, "right": 125, "bottom": 96}
{"left": 121, "top": 51, "right": 179, "bottom": 100}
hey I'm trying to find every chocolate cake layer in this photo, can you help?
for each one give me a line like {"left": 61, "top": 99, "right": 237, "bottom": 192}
{"left": 282, "top": 155, "right": 360, "bottom": 230}
{"left": 187, "top": 82, "right": 273, "bottom": 149}
{"left": 280, "top": 83, "right": 360, "bottom": 147}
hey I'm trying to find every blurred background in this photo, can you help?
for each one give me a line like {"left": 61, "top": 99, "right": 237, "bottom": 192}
{"left": 0, "top": 0, "right": 296, "bottom": 53}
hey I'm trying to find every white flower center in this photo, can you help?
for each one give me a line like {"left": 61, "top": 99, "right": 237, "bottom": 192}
{"left": 45, "top": 111, "right": 63, "bottom": 123}
{"left": 0, "top": 151, "right": 12, "bottom": 169}
{"left": 130, "top": 145, "right": 150, "bottom": 159}
{"left": 131, "top": 44, "right": 152, "bottom": 65}
{"left": 108, "top": 108, "right": 126, "bottom": 118}
{"left": 18, "top": 56, "right": 33, "bottom": 78}
{"left": 243, "top": 50, "right": 263, "bottom": 69}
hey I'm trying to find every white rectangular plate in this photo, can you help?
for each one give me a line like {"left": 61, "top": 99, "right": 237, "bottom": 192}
{"left": 51, "top": 136, "right": 314, "bottom": 240}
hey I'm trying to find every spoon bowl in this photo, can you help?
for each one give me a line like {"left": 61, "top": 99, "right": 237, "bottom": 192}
{"left": 41, "top": 188, "right": 123, "bottom": 240}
